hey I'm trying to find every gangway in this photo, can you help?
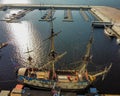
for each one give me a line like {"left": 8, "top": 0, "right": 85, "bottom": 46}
{"left": 92, "top": 21, "right": 113, "bottom": 28}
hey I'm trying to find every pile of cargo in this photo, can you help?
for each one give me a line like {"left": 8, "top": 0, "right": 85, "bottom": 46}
{"left": 10, "top": 84, "right": 24, "bottom": 96}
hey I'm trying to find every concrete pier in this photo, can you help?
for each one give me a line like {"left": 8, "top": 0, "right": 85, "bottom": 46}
{"left": 0, "top": 4, "right": 91, "bottom": 10}
{"left": 40, "top": 9, "right": 55, "bottom": 21}
{"left": 80, "top": 9, "right": 89, "bottom": 21}
{"left": 90, "top": 6, "right": 120, "bottom": 39}
{"left": 0, "top": 8, "right": 33, "bottom": 22}
{"left": 63, "top": 9, "right": 73, "bottom": 22}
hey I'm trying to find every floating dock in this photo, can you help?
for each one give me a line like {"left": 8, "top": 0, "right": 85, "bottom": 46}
{"left": 80, "top": 9, "right": 89, "bottom": 21}
{"left": 39, "top": 9, "right": 55, "bottom": 21}
{"left": 63, "top": 9, "right": 73, "bottom": 22}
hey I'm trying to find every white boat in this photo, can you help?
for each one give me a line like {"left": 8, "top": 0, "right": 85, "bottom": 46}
{"left": 104, "top": 27, "right": 115, "bottom": 37}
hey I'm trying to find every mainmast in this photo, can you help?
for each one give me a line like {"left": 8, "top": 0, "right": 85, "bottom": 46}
{"left": 79, "top": 36, "right": 93, "bottom": 73}
{"left": 50, "top": 17, "right": 55, "bottom": 57}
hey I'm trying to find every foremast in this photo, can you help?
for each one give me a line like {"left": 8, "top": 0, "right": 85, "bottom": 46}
{"left": 49, "top": 16, "right": 56, "bottom": 80}
{"left": 40, "top": 9, "right": 67, "bottom": 80}
{"left": 26, "top": 47, "right": 33, "bottom": 65}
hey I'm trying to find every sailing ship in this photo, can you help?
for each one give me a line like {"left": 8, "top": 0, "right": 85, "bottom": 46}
{"left": 16, "top": 12, "right": 112, "bottom": 92}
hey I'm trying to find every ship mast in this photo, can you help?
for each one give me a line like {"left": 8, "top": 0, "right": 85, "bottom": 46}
{"left": 49, "top": 9, "right": 57, "bottom": 80}
{"left": 79, "top": 36, "right": 93, "bottom": 73}
{"left": 38, "top": 8, "right": 67, "bottom": 79}
{"left": 50, "top": 16, "right": 55, "bottom": 56}
{"left": 25, "top": 47, "right": 33, "bottom": 67}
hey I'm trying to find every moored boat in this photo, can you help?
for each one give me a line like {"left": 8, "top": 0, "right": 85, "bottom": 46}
{"left": 0, "top": 42, "right": 8, "bottom": 49}
{"left": 104, "top": 27, "right": 115, "bottom": 37}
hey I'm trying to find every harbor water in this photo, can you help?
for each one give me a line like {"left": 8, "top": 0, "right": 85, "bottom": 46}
{"left": 0, "top": 0, "right": 120, "bottom": 94}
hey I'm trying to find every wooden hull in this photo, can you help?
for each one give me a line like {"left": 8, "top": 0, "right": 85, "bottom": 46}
{"left": 17, "top": 75, "right": 91, "bottom": 92}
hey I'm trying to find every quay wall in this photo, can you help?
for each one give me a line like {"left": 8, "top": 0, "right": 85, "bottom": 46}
{"left": 90, "top": 6, "right": 120, "bottom": 38}
{"left": 0, "top": 4, "right": 91, "bottom": 10}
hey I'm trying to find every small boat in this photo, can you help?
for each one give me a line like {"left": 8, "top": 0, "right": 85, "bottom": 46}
{"left": 0, "top": 42, "right": 8, "bottom": 49}
{"left": 104, "top": 26, "right": 115, "bottom": 37}
{"left": 16, "top": 10, "right": 112, "bottom": 92}
{"left": 116, "top": 38, "right": 120, "bottom": 45}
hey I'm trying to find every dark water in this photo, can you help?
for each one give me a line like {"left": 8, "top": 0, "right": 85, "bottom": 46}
{"left": 0, "top": 0, "right": 120, "bottom": 94}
